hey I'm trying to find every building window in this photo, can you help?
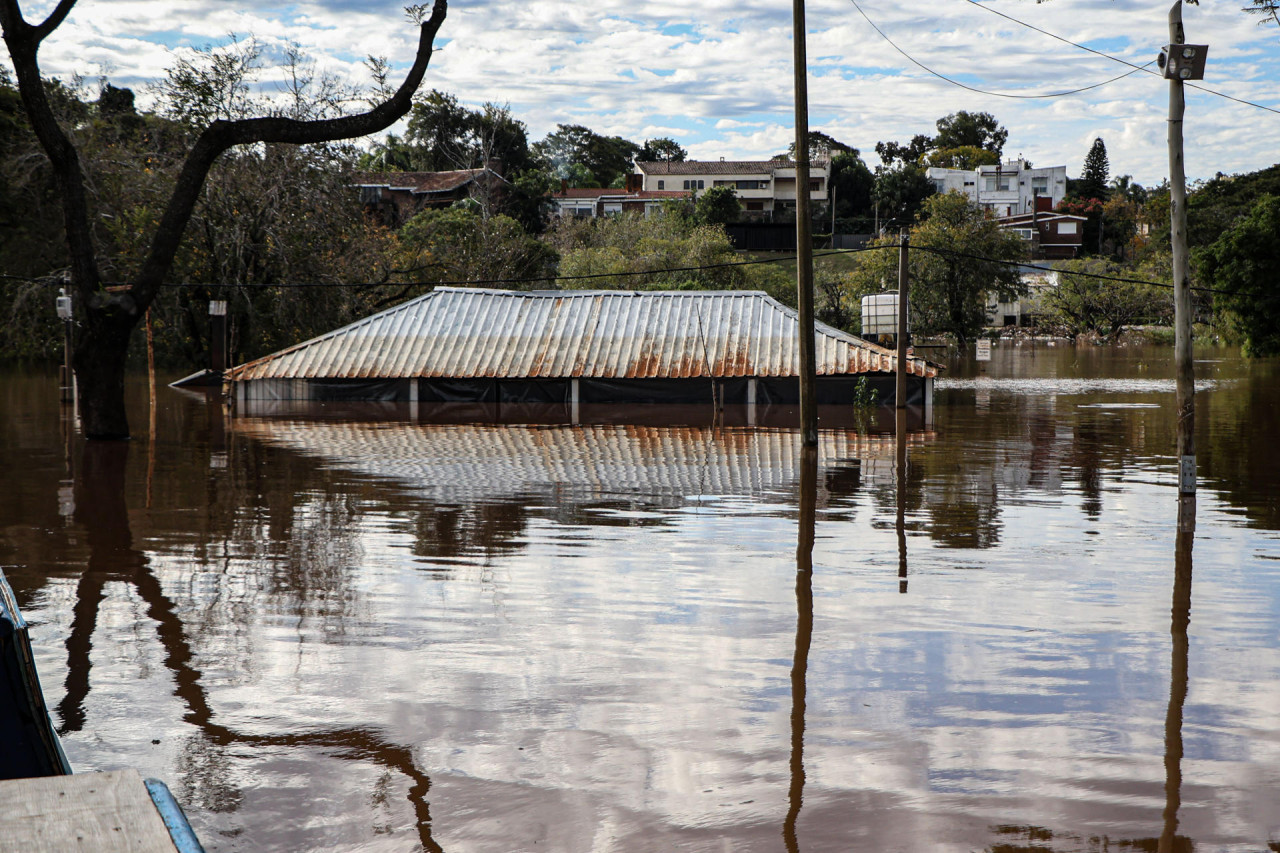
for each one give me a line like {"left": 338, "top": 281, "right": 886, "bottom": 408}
{"left": 983, "top": 176, "right": 1012, "bottom": 192}
{"left": 1058, "top": 221, "right": 1078, "bottom": 235}
{"left": 657, "top": 180, "right": 664, "bottom": 190}
{"left": 698, "top": 180, "right": 705, "bottom": 189}
{"left": 809, "top": 179, "right": 822, "bottom": 192}
{"left": 1032, "top": 176, "right": 1049, "bottom": 194}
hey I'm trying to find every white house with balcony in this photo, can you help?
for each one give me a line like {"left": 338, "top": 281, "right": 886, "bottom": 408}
{"left": 926, "top": 160, "right": 1068, "bottom": 218}
{"left": 633, "top": 159, "right": 830, "bottom": 218}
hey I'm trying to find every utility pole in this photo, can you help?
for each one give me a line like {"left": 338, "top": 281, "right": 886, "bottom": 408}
{"left": 896, "top": 230, "right": 910, "bottom": 409}
{"left": 1162, "top": 1, "right": 1207, "bottom": 502}
{"left": 56, "top": 288, "right": 73, "bottom": 404}
{"left": 792, "top": 0, "right": 817, "bottom": 447}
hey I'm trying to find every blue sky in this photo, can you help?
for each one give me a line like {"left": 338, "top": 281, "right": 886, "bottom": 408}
{"left": 9, "top": 0, "right": 1280, "bottom": 185}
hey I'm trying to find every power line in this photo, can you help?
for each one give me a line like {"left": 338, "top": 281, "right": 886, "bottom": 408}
{"left": 7, "top": 241, "right": 1238, "bottom": 296}
{"left": 847, "top": 0, "right": 1155, "bottom": 99}
{"left": 957, "top": 0, "right": 1280, "bottom": 116}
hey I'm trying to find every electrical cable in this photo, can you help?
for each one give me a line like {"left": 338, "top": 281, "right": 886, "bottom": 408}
{"left": 847, "top": 0, "right": 1155, "bottom": 99}
{"left": 956, "top": 0, "right": 1280, "bottom": 116}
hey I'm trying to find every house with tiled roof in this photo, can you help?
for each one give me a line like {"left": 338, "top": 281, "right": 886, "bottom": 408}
{"left": 550, "top": 186, "right": 692, "bottom": 220}
{"left": 633, "top": 159, "right": 830, "bottom": 218}
{"left": 356, "top": 168, "right": 509, "bottom": 225}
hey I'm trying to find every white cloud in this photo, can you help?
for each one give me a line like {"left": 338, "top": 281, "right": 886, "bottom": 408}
{"left": 5, "top": 0, "right": 1278, "bottom": 183}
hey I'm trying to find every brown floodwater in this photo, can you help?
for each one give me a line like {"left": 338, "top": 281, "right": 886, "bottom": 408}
{"left": 2, "top": 343, "right": 1280, "bottom": 852}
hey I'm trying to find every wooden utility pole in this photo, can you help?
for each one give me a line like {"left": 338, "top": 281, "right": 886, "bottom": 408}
{"left": 896, "top": 231, "right": 910, "bottom": 409}
{"left": 792, "top": 0, "right": 818, "bottom": 447}
{"left": 1165, "top": 0, "right": 1205, "bottom": 500}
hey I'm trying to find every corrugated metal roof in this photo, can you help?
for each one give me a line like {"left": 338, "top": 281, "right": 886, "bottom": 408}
{"left": 226, "top": 287, "right": 939, "bottom": 382}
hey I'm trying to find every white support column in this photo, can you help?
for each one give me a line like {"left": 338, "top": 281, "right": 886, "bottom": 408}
{"left": 747, "top": 377, "right": 758, "bottom": 426}
{"left": 408, "top": 377, "right": 419, "bottom": 420}
{"left": 571, "top": 378, "right": 580, "bottom": 424}
{"left": 923, "top": 377, "right": 934, "bottom": 427}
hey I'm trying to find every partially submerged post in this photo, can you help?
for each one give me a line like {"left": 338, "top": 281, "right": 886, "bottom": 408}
{"left": 1163, "top": 0, "right": 1206, "bottom": 501}
{"left": 896, "top": 231, "right": 910, "bottom": 409}
{"left": 792, "top": 0, "right": 817, "bottom": 447}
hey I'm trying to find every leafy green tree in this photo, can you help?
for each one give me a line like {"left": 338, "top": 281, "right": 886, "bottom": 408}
{"left": 548, "top": 212, "right": 791, "bottom": 301}
{"left": 399, "top": 206, "right": 557, "bottom": 287}
{"left": 1186, "top": 164, "right": 1280, "bottom": 249}
{"left": 1042, "top": 257, "right": 1171, "bottom": 340}
{"left": 923, "top": 145, "right": 999, "bottom": 170}
{"left": 872, "top": 163, "right": 936, "bottom": 229}
{"left": 845, "top": 192, "right": 1026, "bottom": 347}
{"left": 829, "top": 150, "right": 875, "bottom": 232}
{"left": 1078, "top": 138, "right": 1110, "bottom": 200}
{"left": 783, "top": 130, "right": 856, "bottom": 162}
{"left": 532, "top": 124, "right": 640, "bottom": 189}
{"left": 640, "top": 137, "right": 686, "bottom": 163}
{"left": 0, "top": 0, "right": 450, "bottom": 437}
{"left": 1196, "top": 194, "right": 1280, "bottom": 356}
{"left": 875, "top": 134, "right": 931, "bottom": 167}
{"left": 694, "top": 185, "right": 741, "bottom": 225}
{"left": 932, "top": 111, "right": 1008, "bottom": 158}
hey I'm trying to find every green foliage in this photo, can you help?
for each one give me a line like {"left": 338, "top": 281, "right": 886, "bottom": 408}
{"left": 875, "top": 111, "right": 1007, "bottom": 168}
{"left": 932, "top": 111, "right": 1008, "bottom": 158}
{"left": 640, "top": 137, "right": 686, "bottom": 162}
{"left": 399, "top": 206, "right": 557, "bottom": 288}
{"left": 872, "top": 163, "right": 936, "bottom": 228}
{"left": 1195, "top": 194, "right": 1280, "bottom": 356}
{"left": 532, "top": 123, "right": 640, "bottom": 189}
{"left": 844, "top": 192, "right": 1026, "bottom": 347}
{"left": 694, "top": 185, "right": 741, "bottom": 225}
{"left": 783, "top": 130, "right": 857, "bottom": 162}
{"left": 1078, "top": 138, "right": 1110, "bottom": 200}
{"left": 1042, "top": 257, "right": 1172, "bottom": 340}
{"left": 829, "top": 150, "right": 875, "bottom": 232}
{"left": 875, "top": 134, "right": 931, "bottom": 168}
{"left": 1187, "top": 164, "right": 1280, "bottom": 249}
{"left": 851, "top": 376, "right": 879, "bottom": 412}
{"left": 400, "top": 90, "right": 531, "bottom": 175}
{"left": 548, "top": 212, "right": 790, "bottom": 302}
{"left": 923, "top": 145, "right": 999, "bottom": 170}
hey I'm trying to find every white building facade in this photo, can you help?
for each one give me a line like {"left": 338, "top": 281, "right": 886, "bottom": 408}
{"left": 926, "top": 160, "right": 1068, "bottom": 218}
{"left": 634, "top": 159, "right": 830, "bottom": 218}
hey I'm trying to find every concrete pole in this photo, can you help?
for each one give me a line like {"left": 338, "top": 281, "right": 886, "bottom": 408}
{"left": 1168, "top": 1, "right": 1196, "bottom": 501}
{"left": 792, "top": 0, "right": 818, "bottom": 447}
{"left": 896, "top": 231, "right": 910, "bottom": 409}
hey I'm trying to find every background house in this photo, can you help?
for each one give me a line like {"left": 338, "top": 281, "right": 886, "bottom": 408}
{"left": 927, "top": 160, "right": 1068, "bottom": 217}
{"left": 995, "top": 208, "right": 1086, "bottom": 260}
{"left": 633, "top": 159, "right": 830, "bottom": 219}
{"left": 550, "top": 187, "right": 690, "bottom": 220}
{"left": 356, "top": 168, "right": 508, "bottom": 225}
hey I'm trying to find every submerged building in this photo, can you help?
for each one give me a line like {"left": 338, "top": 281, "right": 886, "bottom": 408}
{"left": 224, "top": 287, "right": 938, "bottom": 416}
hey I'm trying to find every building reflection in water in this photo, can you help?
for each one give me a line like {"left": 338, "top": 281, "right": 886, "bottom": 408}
{"left": 60, "top": 441, "right": 443, "bottom": 852}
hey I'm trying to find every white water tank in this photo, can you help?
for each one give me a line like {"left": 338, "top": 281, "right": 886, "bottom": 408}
{"left": 861, "top": 292, "right": 905, "bottom": 338}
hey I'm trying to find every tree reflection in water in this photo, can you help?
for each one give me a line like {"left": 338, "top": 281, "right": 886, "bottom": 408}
{"left": 58, "top": 441, "right": 443, "bottom": 852}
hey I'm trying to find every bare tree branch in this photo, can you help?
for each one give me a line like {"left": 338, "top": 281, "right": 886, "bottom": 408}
{"left": 32, "top": 0, "right": 77, "bottom": 42}
{"left": 134, "top": 0, "right": 448, "bottom": 301}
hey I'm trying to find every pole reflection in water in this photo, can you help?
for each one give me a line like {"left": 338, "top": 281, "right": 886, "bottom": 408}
{"left": 784, "top": 444, "right": 818, "bottom": 853}
{"left": 1160, "top": 495, "right": 1194, "bottom": 853}
{"left": 59, "top": 441, "right": 443, "bottom": 851}
{"left": 896, "top": 408, "right": 908, "bottom": 594}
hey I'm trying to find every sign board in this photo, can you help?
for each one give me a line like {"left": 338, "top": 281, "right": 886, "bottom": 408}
{"left": 975, "top": 339, "right": 992, "bottom": 362}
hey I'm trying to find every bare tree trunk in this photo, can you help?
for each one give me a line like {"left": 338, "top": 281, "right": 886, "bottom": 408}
{"left": 1, "top": 0, "right": 449, "bottom": 438}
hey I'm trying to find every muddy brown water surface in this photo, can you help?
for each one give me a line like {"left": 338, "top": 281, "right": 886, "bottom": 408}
{"left": 2, "top": 344, "right": 1280, "bottom": 852}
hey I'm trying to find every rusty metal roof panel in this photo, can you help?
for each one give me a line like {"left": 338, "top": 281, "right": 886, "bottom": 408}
{"left": 225, "top": 287, "right": 939, "bottom": 382}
